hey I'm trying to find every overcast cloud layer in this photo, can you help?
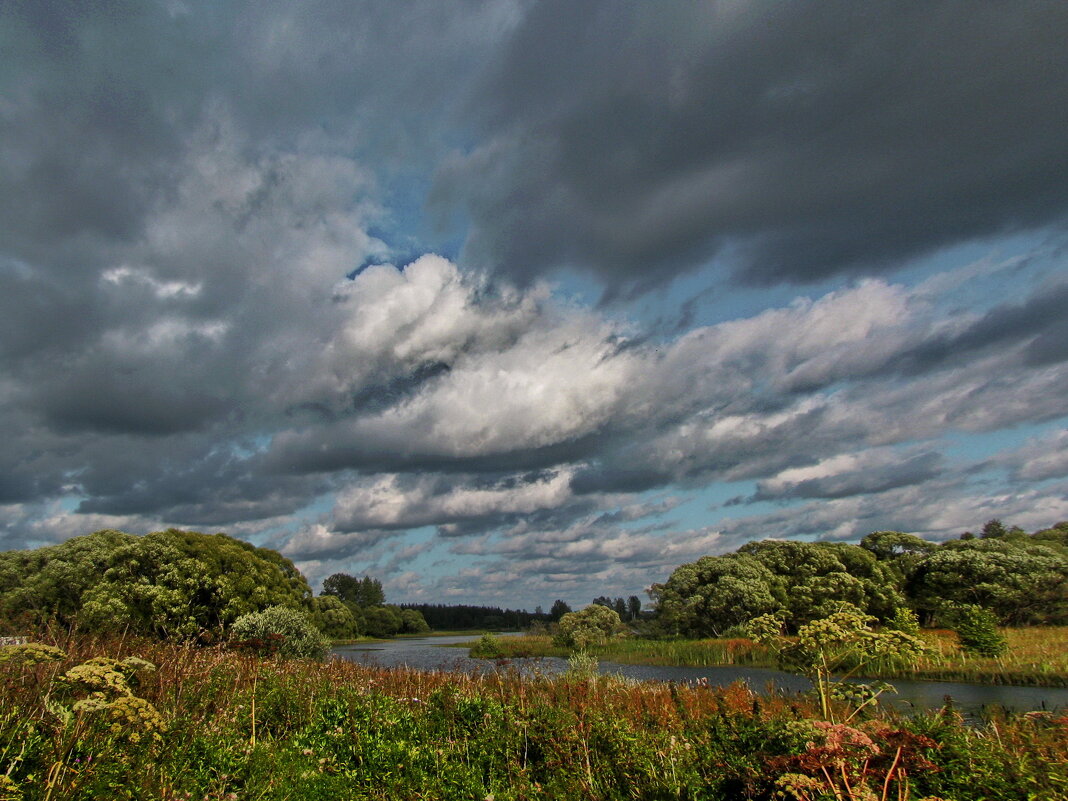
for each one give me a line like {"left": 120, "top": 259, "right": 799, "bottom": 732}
{"left": 2, "top": 1, "right": 1068, "bottom": 608}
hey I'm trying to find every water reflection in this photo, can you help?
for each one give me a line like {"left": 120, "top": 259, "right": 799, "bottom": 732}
{"left": 333, "top": 635, "right": 1068, "bottom": 714}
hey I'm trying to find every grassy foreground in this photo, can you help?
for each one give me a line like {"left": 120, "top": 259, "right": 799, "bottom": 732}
{"left": 470, "top": 627, "right": 1068, "bottom": 687}
{"left": 2, "top": 635, "right": 1067, "bottom": 801}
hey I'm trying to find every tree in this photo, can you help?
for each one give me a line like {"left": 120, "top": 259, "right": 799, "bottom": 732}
{"left": 627, "top": 595, "right": 642, "bottom": 621}
{"left": 553, "top": 605, "right": 625, "bottom": 649}
{"left": 860, "top": 530, "right": 935, "bottom": 563}
{"left": 362, "top": 605, "right": 404, "bottom": 638}
{"left": 549, "top": 600, "right": 572, "bottom": 621}
{"left": 739, "top": 540, "right": 904, "bottom": 629}
{"left": 312, "top": 595, "right": 360, "bottom": 639}
{"left": 321, "top": 574, "right": 384, "bottom": 607}
{"left": 0, "top": 529, "right": 313, "bottom": 638}
{"left": 321, "top": 573, "right": 361, "bottom": 604}
{"left": 908, "top": 539, "right": 1067, "bottom": 624}
{"left": 399, "top": 608, "right": 430, "bottom": 634}
{"left": 613, "top": 597, "right": 628, "bottom": 620}
{"left": 652, "top": 553, "right": 782, "bottom": 637}
{"left": 946, "top": 604, "right": 1007, "bottom": 657}
{"left": 981, "top": 519, "right": 1008, "bottom": 539}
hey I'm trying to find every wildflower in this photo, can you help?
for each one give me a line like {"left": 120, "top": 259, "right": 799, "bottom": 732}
{"left": 0, "top": 643, "right": 66, "bottom": 666}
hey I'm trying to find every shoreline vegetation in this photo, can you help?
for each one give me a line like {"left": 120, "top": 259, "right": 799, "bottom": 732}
{"left": 459, "top": 627, "right": 1068, "bottom": 688}
{"left": 2, "top": 635, "right": 1067, "bottom": 801}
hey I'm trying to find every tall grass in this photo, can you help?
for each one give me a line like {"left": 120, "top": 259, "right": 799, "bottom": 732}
{"left": 480, "top": 628, "right": 1068, "bottom": 686}
{"left": 2, "top": 633, "right": 1066, "bottom": 800}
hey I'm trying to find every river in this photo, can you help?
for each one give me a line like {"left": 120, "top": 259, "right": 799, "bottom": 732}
{"left": 333, "top": 634, "right": 1068, "bottom": 715}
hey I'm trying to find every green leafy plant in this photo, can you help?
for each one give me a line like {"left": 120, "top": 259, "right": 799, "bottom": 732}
{"left": 747, "top": 608, "right": 926, "bottom": 721}
{"left": 230, "top": 606, "right": 329, "bottom": 660}
{"left": 468, "top": 633, "right": 505, "bottom": 659}
{"left": 947, "top": 604, "right": 1008, "bottom": 657}
{"left": 553, "top": 604, "right": 626, "bottom": 649}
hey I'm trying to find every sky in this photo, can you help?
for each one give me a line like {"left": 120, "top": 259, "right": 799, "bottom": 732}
{"left": 3, "top": 1, "right": 1068, "bottom": 610}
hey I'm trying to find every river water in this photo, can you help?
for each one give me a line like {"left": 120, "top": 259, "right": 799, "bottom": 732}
{"left": 333, "top": 635, "right": 1068, "bottom": 715}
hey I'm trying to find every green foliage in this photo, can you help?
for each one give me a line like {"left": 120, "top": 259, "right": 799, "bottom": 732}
{"left": 2, "top": 637, "right": 1065, "bottom": 801}
{"left": 654, "top": 521, "right": 1068, "bottom": 639}
{"left": 651, "top": 553, "right": 782, "bottom": 637}
{"left": 361, "top": 605, "right": 402, "bottom": 638}
{"left": 748, "top": 608, "right": 926, "bottom": 721}
{"left": 563, "top": 649, "right": 599, "bottom": 681}
{"left": 549, "top": 599, "right": 572, "bottom": 620}
{"left": 320, "top": 574, "right": 384, "bottom": 607}
{"left": 231, "top": 606, "right": 329, "bottom": 660}
{"left": 655, "top": 541, "right": 906, "bottom": 638}
{"left": 399, "top": 608, "right": 430, "bottom": 634}
{"left": 311, "top": 595, "right": 360, "bottom": 639}
{"left": 908, "top": 538, "right": 1068, "bottom": 625}
{"left": 947, "top": 604, "right": 1008, "bottom": 657}
{"left": 885, "top": 606, "right": 920, "bottom": 635}
{"left": 0, "top": 643, "right": 66, "bottom": 666}
{"left": 553, "top": 604, "right": 626, "bottom": 649}
{"left": 468, "top": 633, "right": 504, "bottom": 659}
{"left": 0, "top": 529, "right": 313, "bottom": 638}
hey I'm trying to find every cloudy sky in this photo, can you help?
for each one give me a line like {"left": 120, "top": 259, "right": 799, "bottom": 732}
{"left": 3, "top": 1, "right": 1068, "bottom": 608}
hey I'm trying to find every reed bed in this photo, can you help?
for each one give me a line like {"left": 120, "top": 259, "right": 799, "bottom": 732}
{"left": 480, "top": 628, "right": 1068, "bottom": 687}
{"left": 2, "top": 633, "right": 1066, "bottom": 800}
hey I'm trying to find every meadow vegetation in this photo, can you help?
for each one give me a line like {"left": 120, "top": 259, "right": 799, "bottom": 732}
{"left": 470, "top": 626, "right": 1068, "bottom": 687}
{"left": 2, "top": 634, "right": 1067, "bottom": 801}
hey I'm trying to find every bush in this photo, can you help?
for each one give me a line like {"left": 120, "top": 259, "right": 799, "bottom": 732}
{"left": 553, "top": 604, "right": 625, "bottom": 649}
{"left": 886, "top": 606, "right": 920, "bottom": 635}
{"left": 469, "top": 633, "right": 504, "bottom": 659}
{"left": 950, "top": 604, "right": 1007, "bottom": 657}
{"left": 230, "top": 606, "right": 329, "bottom": 659}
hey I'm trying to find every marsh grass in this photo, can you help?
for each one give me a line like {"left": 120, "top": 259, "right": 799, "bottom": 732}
{"left": 1, "top": 632, "right": 1066, "bottom": 800}
{"left": 477, "top": 628, "right": 1068, "bottom": 687}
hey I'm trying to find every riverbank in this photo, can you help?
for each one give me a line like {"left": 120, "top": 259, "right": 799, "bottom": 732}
{"left": 458, "top": 627, "right": 1068, "bottom": 687}
{"left": 2, "top": 635, "right": 1066, "bottom": 800}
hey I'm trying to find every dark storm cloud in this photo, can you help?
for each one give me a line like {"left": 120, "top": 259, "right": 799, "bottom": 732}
{"left": 74, "top": 446, "right": 327, "bottom": 526}
{"left": 439, "top": 0, "right": 1068, "bottom": 293}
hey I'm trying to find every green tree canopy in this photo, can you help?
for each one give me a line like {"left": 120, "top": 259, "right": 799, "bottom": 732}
{"left": 907, "top": 538, "right": 1067, "bottom": 624}
{"left": 0, "top": 529, "right": 313, "bottom": 637}
{"left": 321, "top": 574, "right": 384, "bottom": 607}
{"left": 738, "top": 540, "right": 904, "bottom": 630}
{"left": 553, "top": 604, "right": 626, "bottom": 649}
{"left": 651, "top": 553, "right": 782, "bottom": 637}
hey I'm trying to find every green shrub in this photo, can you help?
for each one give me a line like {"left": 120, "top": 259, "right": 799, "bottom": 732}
{"left": 885, "top": 606, "right": 920, "bottom": 635}
{"left": 950, "top": 604, "right": 1008, "bottom": 657}
{"left": 553, "top": 604, "right": 625, "bottom": 649}
{"left": 469, "top": 633, "right": 504, "bottom": 659}
{"left": 231, "top": 606, "right": 329, "bottom": 659}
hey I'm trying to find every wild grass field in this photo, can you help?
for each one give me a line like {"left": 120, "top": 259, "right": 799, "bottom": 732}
{"left": 469, "top": 627, "right": 1068, "bottom": 687}
{"left": 2, "top": 634, "right": 1066, "bottom": 800}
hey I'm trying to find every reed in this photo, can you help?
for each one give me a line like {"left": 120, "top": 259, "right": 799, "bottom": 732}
{"left": 476, "top": 628, "right": 1068, "bottom": 686}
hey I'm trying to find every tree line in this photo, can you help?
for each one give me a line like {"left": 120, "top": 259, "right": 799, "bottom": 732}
{"left": 1, "top": 519, "right": 1063, "bottom": 644}
{"left": 650, "top": 520, "right": 1068, "bottom": 637}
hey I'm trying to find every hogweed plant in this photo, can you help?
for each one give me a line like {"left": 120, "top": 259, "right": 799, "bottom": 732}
{"left": 746, "top": 609, "right": 927, "bottom": 722}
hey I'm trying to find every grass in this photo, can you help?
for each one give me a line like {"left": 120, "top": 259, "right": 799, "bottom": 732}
{"left": 1, "top": 633, "right": 1067, "bottom": 800}
{"left": 465, "top": 627, "right": 1068, "bottom": 687}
